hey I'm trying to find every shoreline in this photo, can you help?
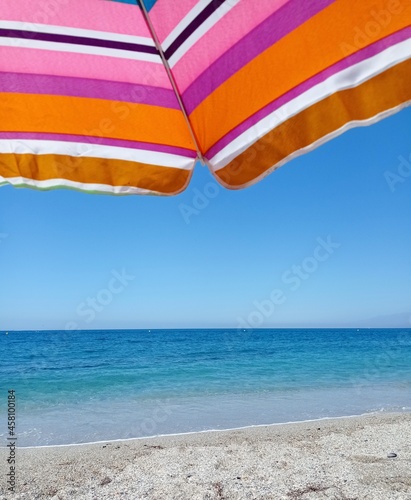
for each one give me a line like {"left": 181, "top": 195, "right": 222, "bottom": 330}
{"left": 11, "top": 409, "right": 410, "bottom": 450}
{"left": 1, "top": 412, "right": 410, "bottom": 499}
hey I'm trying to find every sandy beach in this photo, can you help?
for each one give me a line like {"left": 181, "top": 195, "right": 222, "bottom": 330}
{"left": 1, "top": 412, "right": 410, "bottom": 499}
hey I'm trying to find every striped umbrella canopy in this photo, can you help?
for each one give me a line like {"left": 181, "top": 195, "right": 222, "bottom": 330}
{"left": 1, "top": 0, "right": 410, "bottom": 195}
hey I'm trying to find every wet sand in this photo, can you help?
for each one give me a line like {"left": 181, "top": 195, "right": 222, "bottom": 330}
{"left": 1, "top": 412, "right": 410, "bottom": 499}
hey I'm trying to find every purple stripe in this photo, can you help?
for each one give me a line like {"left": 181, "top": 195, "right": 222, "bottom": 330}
{"left": 0, "top": 28, "right": 157, "bottom": 54}
{"left": 182, "top": 0, "right": 335, "bottom": 114}
{"left": 206, "top": 27, "right": 411, "bottom": 159}
{"left": 0, "top": 132, "right": 197, "bottom": 159}
{"left": 164, "top": 0, "right": 228, "bottom": 59}
{"left": 0, "top": 72, "right": 179, "bottom": 108}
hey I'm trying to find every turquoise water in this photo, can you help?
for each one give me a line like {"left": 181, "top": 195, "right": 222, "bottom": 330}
{"left": 1, "top": 328, "right": 410, "bottom": 446}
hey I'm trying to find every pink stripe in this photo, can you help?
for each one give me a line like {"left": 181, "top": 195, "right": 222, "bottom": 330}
{"left": 182, "top": 0, "right": 334, "bottom": 113}
{"left": 0, "top": 72, "right": 178, "bottom": 108}
{"left": 0, "top": 132, "right": 196, "bottom": 158}
{"left": 170, "top": 0, "right": 288, "bottom": 93}
{"left": 2, "top": 0, "right": 149, "bottom": 37}
{"left": 150, "top": 0, "right": 200, "bottom": 43}
{"left": 0, "top": 46, "right": 171, "bottom": 89}
{"left": 206, "top": 27, "right": 411, "bottom": 159}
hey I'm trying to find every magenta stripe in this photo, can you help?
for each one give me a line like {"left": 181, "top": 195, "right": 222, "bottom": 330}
{"left": 206, "top": 27, "right": 411, "bottom": 159}
{"left": 0, "top": 72, "right": 179, "bottom": 108}
{"left": 0, "top": 132, "right": 196, "bottom": 158}
{"left": 182, "top": 0, "right": 335, "bottom": 114}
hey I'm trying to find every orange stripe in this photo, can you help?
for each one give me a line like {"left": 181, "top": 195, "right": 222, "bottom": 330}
{"left": 0, "top": 153, "right": 192, "bottom": 195}
{"left": 191, "top": 0, "right": 411, "bottom": 152}
{"left": 215, "top": 58, "right": 411, "bottom": 188}
{"left": 0, "top": 93, "right": 195, "bottom": 151}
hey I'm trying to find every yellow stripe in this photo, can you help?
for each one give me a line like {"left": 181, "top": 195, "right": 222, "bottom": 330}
{"left": 215, "top": 58, "right": 411, "bottom": 188}
{"left": 0, "top": 93, "right": 195, "bottom": 151}
{"left": 0, "top": 153, "right": 192, "bottom": 195}
{"left": 190, "top": 0, "right": 411, "bottom": 152}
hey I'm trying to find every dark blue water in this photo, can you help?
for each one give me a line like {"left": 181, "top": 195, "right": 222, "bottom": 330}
{"left": 1, "top": 329, "right": 410, "bottom": 446}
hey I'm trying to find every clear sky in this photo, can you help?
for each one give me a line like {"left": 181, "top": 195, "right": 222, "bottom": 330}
{"left": 1, "top": 108, "right": 410, "bottom": 330}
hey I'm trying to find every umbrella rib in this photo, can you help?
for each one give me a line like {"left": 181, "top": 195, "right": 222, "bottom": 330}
{"left": 139, "top": 0, "right": 205, "bottom": 165}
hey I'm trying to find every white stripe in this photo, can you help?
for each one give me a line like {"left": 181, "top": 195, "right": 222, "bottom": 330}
{"left": 162, "top": 0, "right": 208, "bottom": 50}
{"left": 0, "top": 37, "right": 161, "bottom": 63}
{"left": 0, "top": 176, "right": 160, "bottom": 195}
{"left": 168, "top": 0, "right": 240, "bottom": 68}
{"left": 0, "top": 20, "right": 155, "bottom": 46}
{"left": 0, "top": 140, "right": 195, "bottom": 170}
{"left": 210, "top": 38, "right": 411, "bottom": 171}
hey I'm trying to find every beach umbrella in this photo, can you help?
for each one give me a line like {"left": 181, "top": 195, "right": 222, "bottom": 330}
{"left": 0, "top": 0, "right": 410, "bottom": 195}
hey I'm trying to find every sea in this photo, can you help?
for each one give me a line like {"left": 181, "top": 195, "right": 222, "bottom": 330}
{"left": 1, "top": 328, "right": 410, "bottom": 447}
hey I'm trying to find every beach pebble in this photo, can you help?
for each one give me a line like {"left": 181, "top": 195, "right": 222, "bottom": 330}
{"left": 100, "top": 477, "right": 112, "bottom": 485}
{"left": 387, "top": 452, "right": 397, "bottom": 458}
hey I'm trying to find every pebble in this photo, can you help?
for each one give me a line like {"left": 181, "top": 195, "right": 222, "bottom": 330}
{"left": 387, "top": 452, "right": 397, "bottom": 458}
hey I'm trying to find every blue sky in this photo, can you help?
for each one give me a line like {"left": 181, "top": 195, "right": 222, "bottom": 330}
{"left": 1, "top": 108, "right": 410, "bottom": 330}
